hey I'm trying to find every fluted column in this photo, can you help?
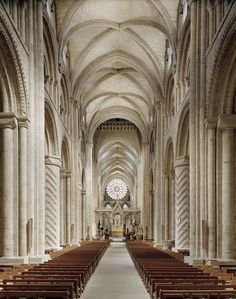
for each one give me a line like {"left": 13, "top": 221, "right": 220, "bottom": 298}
{"left": 0, "top": 115, "right": 17, "bottom": 257}
{"left": 174, "top": 156, "right": 190, "bottom": 250}
{"left": 206, "top": 121, "right": 216, "bottom": 258}
{"left": 18, "top": 118, "right": 29, "bottom": 256}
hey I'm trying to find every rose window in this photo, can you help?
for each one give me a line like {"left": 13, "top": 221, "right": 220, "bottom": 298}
{"left": 106, "top": 178, "right": 127, "bottom": 200}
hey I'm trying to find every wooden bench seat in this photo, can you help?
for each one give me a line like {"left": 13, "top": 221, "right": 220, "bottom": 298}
{"left": 159, "top": 289, "right": 236, "bottom": 299}
{"left": 17, "top": 273, "right": 83, "bottom": 292}
{"left": 0, "top": 290, "right": 69, "bottom": 299}
{"left": 0, "top": 282, "right": 75, "bottom": 299}
{"left": 22, "top": 269, "right": 86, "bottom": 285}
{"left": 3, "top": 278, "right": 79, "bottom": 298}
{"left": 147, "top": 273, "right": 217, "bottom": 290}
{"left": 149, "top": 277, "right": 221, "bottom": 297}
{"left": 155, "top": 284, "right": 236, "bottom": 299}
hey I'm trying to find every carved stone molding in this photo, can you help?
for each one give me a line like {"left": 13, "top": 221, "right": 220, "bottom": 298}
{"left": 0, "top": 11, "right": 28, "bottom": 116}
{"left": 45, "top": 155, "right": 62, "bottom": 167}
{"left": 0, "top": 112, "right": 17, "bottom": 129}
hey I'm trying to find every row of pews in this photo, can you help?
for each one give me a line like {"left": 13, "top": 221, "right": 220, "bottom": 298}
{"left": 126, "top": 241, "right": 236, "bottom": 299}
{"left": 0, "top": 240, "right": 110, "bottom": 298}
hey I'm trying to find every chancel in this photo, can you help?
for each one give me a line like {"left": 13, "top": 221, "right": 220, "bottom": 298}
{"left": 0, "top": 0, "right": 236, "bottom": 298}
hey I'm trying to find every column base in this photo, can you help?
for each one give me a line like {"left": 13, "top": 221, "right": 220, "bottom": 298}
{"left": 184, "top": 257, "right": 206, "bottom": 265}
{"left": 0, "top": 254, "right": 50, "bottom": 265}
{"left": 28, "top": 254, "right": 50, "bottom": 264}
{"left": 206, "top": 259, "right": 236, "bottom": 267}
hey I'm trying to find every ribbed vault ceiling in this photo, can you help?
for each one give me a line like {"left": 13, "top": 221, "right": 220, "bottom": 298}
{"left": 56, "top": 0, "right": 178, "bottom": 198}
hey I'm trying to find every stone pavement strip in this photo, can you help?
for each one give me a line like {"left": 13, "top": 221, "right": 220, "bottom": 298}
{"left": 80, "top": 242, "right": 150, "bottom": 299}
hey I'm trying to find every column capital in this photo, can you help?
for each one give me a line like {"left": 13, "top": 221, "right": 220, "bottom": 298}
{"left": 65, "top": 171, "right": 72, "bottom": 178}
{"left": 174, "top": 155, "right": 189, "bottom": 168}
{"left": 0, "top": 113, "right": 17, "bottom": 129}
{"left": 45, "top": 155, "right": 62, "bottom": 167}
{"left": 205, "top": 119, "right": 217, "bottom": 129}
{"left": 18, "top": 117, "right": 30, "bottom": 129}
{"left": 217, "top": 115, "right": 236, "bottom": 130}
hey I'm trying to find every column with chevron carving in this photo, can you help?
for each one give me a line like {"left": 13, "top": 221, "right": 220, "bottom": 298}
{"left": 174, "top": 156, "right": 190, "bottom": 250}
{"left": 45, "top": 156, "right": 61, "bottom": 251}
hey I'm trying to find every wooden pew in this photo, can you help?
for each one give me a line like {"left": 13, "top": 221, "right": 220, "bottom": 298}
{"left": 126, "top": 241, "right": 233, "bottom": 299}
{"left": 155, "top": 284, "right": 236, "bottom": 299}
{"left": 159, "top": 289, "right": 236, "bottom": 299}
{"left": 0, "top": 290, "right": 69, "bottom": 298}
{"left": 3, "top": 278, "right": 79, "bottom": 298}
{"left": 149, "top": 277, "right": 221, "bottom": 297}
{"left": 0, "top": 283, "right": 74, "bottom": 298}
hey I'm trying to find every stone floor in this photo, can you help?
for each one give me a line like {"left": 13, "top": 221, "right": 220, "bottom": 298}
{"left": 80, "top": 242, "right": 150, "bottom": 299}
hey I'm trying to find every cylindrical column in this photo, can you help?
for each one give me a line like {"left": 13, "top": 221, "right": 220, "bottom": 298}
{"left": 189, "top": 0, "right": 197, "bottom": 258}
{"left": 207, "top": 0, "right": 215, "bottom": 42}
{"left": 45, "top": 156, "right": 61, "bottom": 250}
{"left": 174, "top": 157, "right": 190, "bottom": 250}
{"left": 1, "top": 118, "right": 17, "bottom": 257}
{"left": 80, "top": 190, "right": 86, "bottom": 240}
{"left": 170, "top": 171, "right": 175, "bottom": 240}
{"left": 66, "top": 174, "right": 71, "bottom": 244}
{"left": 164, "top": 173, "right": 169, "bottom": 242}
{"left": 19, "top": 119, "right": 28, "bottom": 256}
{"left": 222, "top": 128, "right": 235, "bottom": 260}
{"left": 60, "top": 171, "right": 65, "bottom": 245}
{"left": 207, "top": 124, "right": 216, "bottom": 258}
{"left": 36, "top": 0, "right": 45, "bottom": 256}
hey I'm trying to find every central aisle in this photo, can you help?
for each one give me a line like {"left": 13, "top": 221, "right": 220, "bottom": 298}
{"left": 80, "top": 242, "right": 150, "bottom": 299}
